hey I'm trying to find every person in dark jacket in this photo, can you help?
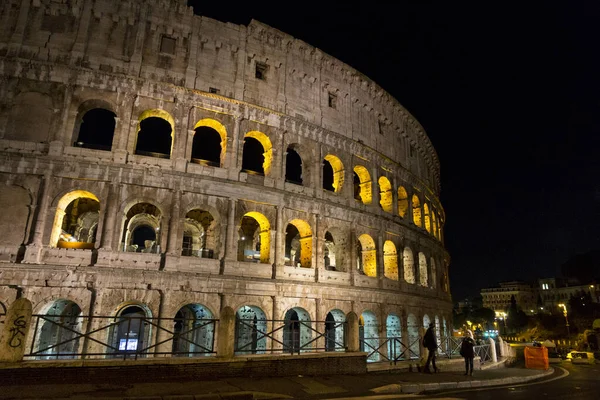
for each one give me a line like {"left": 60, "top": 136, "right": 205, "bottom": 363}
{"left": 460, "top": 329, "right": 476, "bottom": 376}
{"left": 422, "top": 322, "right": 438, "bottom": 373}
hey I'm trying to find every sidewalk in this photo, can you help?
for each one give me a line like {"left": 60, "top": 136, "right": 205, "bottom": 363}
{"left": 1, "top": 358, "right": 557, "bottom": 400}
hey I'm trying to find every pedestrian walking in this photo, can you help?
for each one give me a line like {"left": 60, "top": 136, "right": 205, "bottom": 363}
{"left": 460, "top": 329, "right": 476, "bottom": 376}
{"left": 422, "top": 322, "right": 438, "bottom": 373}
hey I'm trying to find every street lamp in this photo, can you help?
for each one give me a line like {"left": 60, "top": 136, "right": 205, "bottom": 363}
{"left": 558, "top": 303, "right": 570, "bottom": 336}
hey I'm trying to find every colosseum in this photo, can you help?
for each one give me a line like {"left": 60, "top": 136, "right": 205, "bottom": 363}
{"left": 0, "top": 0, "right": 451, "bottom": 365}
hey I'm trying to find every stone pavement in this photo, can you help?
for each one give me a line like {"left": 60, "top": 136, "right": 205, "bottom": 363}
{"left": 0, "top": 358, "right": 558, "bottom": 400}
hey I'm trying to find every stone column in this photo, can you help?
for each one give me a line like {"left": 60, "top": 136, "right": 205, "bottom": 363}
{"left": 7, "top": 0, "right": 31, "bottom": 55}
{"left": 228, "top": 115, "right": 243, "bottom": 179}
{"left": 100, "top": 182, "right": 121, "bottom": 250}
{"left": 371, "top": 167, "right": 380, "bottom": 208}
{"left": 24, "top": 168, "right": 53, "bottom": 263}
{"left": 216, "top": 306, "right": 235, "bottom": 359}
{"left": 71, "top": 0, "right": 93, "bottom": 59}
{"left": 0, "top": 298, "right": 33, "bottom": 362}
{"left": 377, "top": 232, "right": 384, "bottom": 287}
{"left": 314, "top": 213, "right": 322, "bottom": 282}
{"left": 315, "top": 298, "right": 325, "bottom": 351}
{"left": 167, "top": 189, "right": 182, "bottom": 255}
{"left": 274, "top": 205, "right": 284, "bottom": 273}
{"left": 314, "top": 145, "right": 322, "bottom": 193}
{"left": 223, "top": 198, "right": 237, "bottom": 261}
{"left": 346, "top": 311, "right": 360, "bottom": 352}
{"left": 349, "top": 229, "right": 356, "bottom": 285}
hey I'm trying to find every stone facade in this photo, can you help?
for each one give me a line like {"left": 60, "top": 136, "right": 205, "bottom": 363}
{"left": 0, "top": 0, "right": 451, "bottom": 360}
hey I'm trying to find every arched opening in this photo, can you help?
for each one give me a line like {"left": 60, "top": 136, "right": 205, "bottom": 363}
{"left": 435, "top": 315, "right": 441, "bottom": 348}
{"left": 285, "top": 147, "right": 303, "bottom": 185}
{"left": 323, "top": 231, "right": 335, "bottom": 271}
{"left": 386, "top": 314, "right": 402, "bottom": 361}
{"left": 407, "top": 313, "right": 420, "bottom": 359}
{"left": 191, "top": 118, "right": 227, "bottom": 167}
{"left": 35, "top": 300, "right": 82, "bottom": 359}
{"left": 431, "top": 211, "right": 438, "bottom": 239}
{"left": 378, "top": 176, "right": 393, "bottom": 213}
{"left": 182, "top": 209, "right": 216, "bottom": 259}
{"left": 121, "top": 202, "right": 162, "bottom": 253}
{"left": 325, "top": 309, "right": 346, "bottom": 352}
{"left": 383, "top": 240, "right": 398, "bottom": 280}
{"left": 50, "top": 190, "right": 100, "bottom": 249}
{"left": 172, "top": 304, "right": 214, "bottom": 357}
{"left": 323, "top": 155, "right": 344, "bottom": 193}
{"left": 398, "top": 186, "right": 408, "bottom": 218}
{"left": 357, "top": 234, "right": 377, "bottom": 277}
{"left": 237, "top": 212, "right": 270, "bottom": 263}
{"left": 241, "top": 131, "right": 272, "bottom": 176}
{"left": 235, "top": 305, "right": 267, "bottom": 355}
{"left": 283, "top": 307, "right": 311, "bottom": 353}
{"left": 74, "top": 108, "right": 116, "bottom": 151}
{"left": 403, "top": 247, "right": 415, "bottom": 284}
{"left": 412, "top": 193, "right": 422, "bottom": 227}
{"left": 423, "top": 314, "right": 431, "bottom": 329}
{"left": 284, "top": 219, "right": 312, "bottom": 268}
{"left": 135, "top": 110, "right": 174, "bottom": 158}
{"left": 419, "top": 252, "right": 428, "bottom": 287}
{"left": 360, "top": 311, "right": 379, "bottom": 362}
{"left": 353, "top": 166, "right": 372, "bottom": 204}
{"left": 324, "top": 228, "right": 347, "bottom": 272}
{"left": 423, "top": 203, "right": 431, "bottom": 233}
{"left": 430, "top": 257, "right": 437, "bottom": 289}
{"left": 108, "top": 304, "right": 151, "bottom": 358}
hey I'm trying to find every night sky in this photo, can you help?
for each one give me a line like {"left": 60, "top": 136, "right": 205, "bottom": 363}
{"left": 188, "top": 2, "right": 600, "bottom": 301}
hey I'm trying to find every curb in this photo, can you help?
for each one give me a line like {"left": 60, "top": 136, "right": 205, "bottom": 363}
{"left": 372, "top": 367, "right": 555, "bottom": 395}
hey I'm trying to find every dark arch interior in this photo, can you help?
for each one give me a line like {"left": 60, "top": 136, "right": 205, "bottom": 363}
{"left": 191, "top": 126, "right": 221, "bottom": 166}
{"left": 322, "top": 160, "right": 334, "bottom": 191}
{"left": 353, "top": 172, "right": 361, "bottom": 201}
{"left": 241, "top": 137, "right": 265, "bottom": 174}
{"left": 325, "top": 312, "right": 336, "bottom": 351}
{"left": 135, "top": 117, "right": 172, "bottom": 158}
{"left": 132, "top": 225, "right": 156, "bottom": 250}
{"left": 285, "top": 148, "right": 302, "bottom": 185}
{"left": 285, "top": 224, "right": 300, "bottom": 266}
{"left": 75, "top": 108, "right": 116, "bottom": 151}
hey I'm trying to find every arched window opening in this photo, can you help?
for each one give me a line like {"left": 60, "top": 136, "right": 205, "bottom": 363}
{"left": 324, "top": 231, "right": 336, "bottom": 271}
{"left": 325, "top": 310, "right": 346, "bottom": 352}
{"left": 191, "top": 127, "right": 222, "bottom": 167}
{"left": 74, "top": 108, "right": 115, "bottom": 151}
{"left": 412, "top": 194, "right": 422, "bottom": 227}
{"left": 386, "top": 314, "right": 402, "bottom": 361}
{"left": 403, "top": 247, "right": 415, "bottom": 284}
{"left": 383, "top": 240, "right": 398, "bottom": 280}
{"left": 431, "top": 212, "right": 438, "bottom": 240}
{"left": 407, "top": 314, "right": 420, "bottom": 359}
{"left": 50, "top": 190, "right": 100, "bottom": 249}
{"left": 360, "top": 311, "right": 379, "bottom": 362}
{"left": 235, "top": 306, "right": 267, "bottom": 355}
{"left": 357, "top": 234, "right": 376, "bottom": 277}
{"left": 122, "top": 202, "right": 162, "bottom": 253}
{"left": 285, "top": 147, "right": 303, "bottom": 185}
{"left": 435, "top": 316, "right": 441, "bottom": 348}
{"left": 35, "top": 300, "right": 82, "bottom": 360}
{"left": 353, "top": 166, "right": 372, "bottom": 204}
{"left": 135, "top": 116, "right": 173, "bottom": 159}
{"left": 172, "top": 304, "right": 214, "bottom": 357}
{"left": 324, "top": 228, "right": 347, "bottom": 272}
{"left": 398, "top": 186, "right": 408, "bottom": 218}
{"left": 182, "top": 209, "right": 216, "bottom": 259}
{"left": 430, "top": 257, "right": 437, "bottom": 289}
{"left": 284, "top": 219, "right": 312, "bottom": 268}
{"left": 419, "top": 252, "right": 428, "bottom": 287}
{"left": 283, "top": 307, "right": 311, "bottom": 353}
{"left": 423, "top": 203, "right": 431, "bottom": 233}
{"left": 108, "top": 305, "right": 151, "bottom": 358}
{"left": 323, "top": 155, "right": 344, "bottom": 193}
{"left": 378, "top": 176, "right": 393, "bottom": 213}
{"left": 241, "top": 131, "right": 272, "bottom": 176}
{"left": 237, "top": 212, "right": 270, "bottom": 263}
{"left": 423, "top": 314, "right": 431, "bottom": 329}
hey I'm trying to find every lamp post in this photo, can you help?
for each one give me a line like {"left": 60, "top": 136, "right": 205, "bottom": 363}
{"left": 558, "top": 303, "right": 570, "bottom": 336}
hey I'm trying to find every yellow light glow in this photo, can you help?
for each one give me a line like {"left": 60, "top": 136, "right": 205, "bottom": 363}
{"left": 378, "top": 176, "right": 393, "bottom": 213}
{"left": 398, "top": 186, "right": 408, "bottom": 218}
{"left": 354, "top": 166, "right": 372, "bottom": 204}
{"left": 245, "top": 131, "right": 273, "bottom": 176}
{"left": 194, "top": 118, "right": 227, "bottom": 166}
{"left": 243, "top": 211, "right": 271, "bottom": 263}
{"left": 138, "top": 109, "right": 175, "bottom": 156}
{"left": 358, "top": 234, "right": 377, "bottom": 277}
{"left": 412, "top": 194, "right": 422, "bottom": 227}
{"left": 383, "top": 240, "right": 398, "bottom": 280}
{"left": 50, "top": 190, "right": 100, "bottom": 247}
{"left": 288, "top": 218, "right": 312, "bottom": 268}
{"left": 423, "top": 202, "right": 431, "bottom": 233}
{"left": 324, "top": 154, "right": 344, "bottom": 192}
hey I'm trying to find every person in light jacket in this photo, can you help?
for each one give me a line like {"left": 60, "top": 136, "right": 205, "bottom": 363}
{"left": 460, "top": 329, "right": 476, "bottom": 376}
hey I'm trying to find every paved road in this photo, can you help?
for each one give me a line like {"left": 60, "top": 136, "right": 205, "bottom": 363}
{"left": 420, "top": 363, "right": 599, "bottom": 399}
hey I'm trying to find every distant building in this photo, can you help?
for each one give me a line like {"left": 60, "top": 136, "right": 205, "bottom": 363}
{"left": 480, "top": 281, "right": 538, "bottom": 315}
{"left": 537, "top": 277, "right": 600, "bottom": 312}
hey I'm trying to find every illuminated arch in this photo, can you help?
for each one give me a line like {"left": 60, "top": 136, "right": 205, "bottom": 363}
{"left": 285, "top": 219, "right": 313, "bottom": 268}
{"left": 430, "top": 257, "right": 437, "bottom": 289}
{"left": 192, "top": 118, "right": 228, "bottom": 167}
{"left": 386, "top": 313, "right": 402, "bottom": 360}
{"left": 403, "top": 247, "right": 415, "bottom": 284}
{"left": 383, "top": 240, "right": 398, "bottom": 280}
{"left": 121, "top": 202, "right": 162, "bottom": 253}
{"left": 437, "top": 213, "right": 443, "bottom": 240}
{"left": 108, "top": 303, "right": 153, "bottom": 358}
{"left": 423, "top": 203, "right": 431, "bottom": 233}
{"left": 412, "top": 193, "right": 422, "bottom": 227}
{"left": 238, "top": 211, "right": 271, "bottom": 263}
{"left": 378, "top": 176, "right": 393, "bottom": 213}
{"left": 283, "top": 307, "right": 312, "bottom": 353}
{"left": 431, "top": 211, "right": 438, "bottom": 239}
{"left": 353, "top": 165, "right": 372, "bottom": 204}
{"left": 357, "top": 234, "right": 377, "bottom": 277}
{"left": 360, "top": 310, "right": 380, "bottom": 362}
{"left": 235, "top": 305, "right": 267, "bottom": 354}
{"left": 136, "top": 109, "right": 175, "bottom": 158}
{"left": 423, "top": 314, "right": 431, "bottom": 329}
{"left": 325, "top": 309, "right": 346, "bottom": 352}
{"left": 323, "top": 154, "right": 344, "bottom": 193}
{"left": 172, "top": 303, "right": 214, "bottom": 357}
{"left": 50, "top": 190, "right": 100, "bottom": 248}
{"left": 398, "top": 186, "right": 408, "bottom": 218}
{"left": 243, "top": 131, "right": 273, "bottom": 176}
{"left": 419, "top": 252, "right": 428, "bottom": 287}
{"left": 34, "top": 299, "right": 82, "bottom": 359}
{"left": 182, "top": 209, "right": 217, "bottom": 258}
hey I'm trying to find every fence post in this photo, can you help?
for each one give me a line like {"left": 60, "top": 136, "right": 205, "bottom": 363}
{"left": 346, "top": 311, "right": 359, "bottom": 352}
{"left": 488, "top": 338, "right": 497, "bottom": 362}
{"left": 0, "top": 298, "right": 33, "bottom": 362}
{"left": 217, "top": 306, "right": 235, "bottom": 358}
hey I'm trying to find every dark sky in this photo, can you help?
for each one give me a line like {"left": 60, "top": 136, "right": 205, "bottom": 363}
{"left": 187, "top": 2, "right": 600, "bottom": 301}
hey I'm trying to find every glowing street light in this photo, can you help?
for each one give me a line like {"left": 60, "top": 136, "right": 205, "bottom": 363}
{"left": 558, "top": 303, "right": 570, "bottom": 336}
